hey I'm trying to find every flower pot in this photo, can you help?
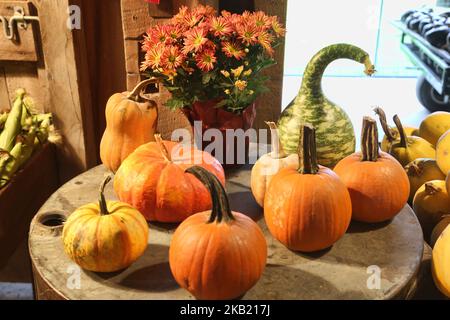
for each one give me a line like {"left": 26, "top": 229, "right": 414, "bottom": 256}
{"left": 182, "top": 100, "right": 256, "bottom": 168}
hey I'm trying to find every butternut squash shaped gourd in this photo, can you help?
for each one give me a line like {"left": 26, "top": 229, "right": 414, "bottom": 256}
{"left": 436, "top": 130, "right": 450, "bottom": 175}
{"left": 432, "top": 224, "right": 450, "bottom": 297}
{"left": 389, "top": 115, "right": 435, "bottom": 166}
{"left": 100, "top": 79, "right": 158, "bottom": 172}
{"left": 251, "top": 122, "right": 298, "bottom": 207}
{"left": 413, "top": 180, "right": 450, "bottom": 242}
{"left": 405, "top": 158, "right": 445, "bottom": 203}
{"left": 114, "top": 135, "right": 225, "bottom": 223}
{"left": 334, "top": 117, "right": 409, "bottom": 223}
{"left": 264, "top": 124, "right": 352, "bottom": 252}
{"left": 169, "top": 166, "right": 267, "bottom": 300}
{"left": 374, "top": 107, "right": 419, "bottom": 152}
{"left": 62, "top": 176, "right": 149, "bottom": 272}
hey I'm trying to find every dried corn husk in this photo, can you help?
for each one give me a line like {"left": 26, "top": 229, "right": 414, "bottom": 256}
{"left": 0, "top": 89, "right": 25, "bottom": 152}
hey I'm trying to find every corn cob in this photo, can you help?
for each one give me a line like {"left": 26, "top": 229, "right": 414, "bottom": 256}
{"left": 16, "top": 128, "right": 36, "bottom": 169}
{"left": 0, "top": 113, "right": 8, "bottom": 131}
{"left": 0, "top": 150, "right": 10, "bottom": 177}
{"left": 0, "top": 142, "right": 23, "bottom": 188}
{"left": 0, "top": 89, "right": 25, "bottom": 152}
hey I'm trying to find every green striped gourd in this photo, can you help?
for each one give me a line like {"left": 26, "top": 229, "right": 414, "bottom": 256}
{"left": 277, "top": 44, "right": 375, "bottom": 168}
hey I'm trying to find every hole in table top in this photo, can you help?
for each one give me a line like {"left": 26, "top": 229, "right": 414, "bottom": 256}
{"left": 38, "top": 211, "right": 67, "bottom": 228}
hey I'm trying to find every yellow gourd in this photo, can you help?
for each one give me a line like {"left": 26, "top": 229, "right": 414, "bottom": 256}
{"left": 419, "top": 111, "right": 450, "bottom": 146}
{"left": 431, "top": 215, "right": 450, "bottom": 248}
{"left": 413, "top": 180, "right": 450, "bottom": 242}
{"left": 389, "top": 115, "right": 436, "bottom": 166}
{"left": 436, "top": 130, "right": 450, "bottom": 175}
{"left": 374, "top": 107, "right": 419, "bottom": 152}
{"left": 405, "top": 158, "right": 446, "bottom": 203}
{"left": 100, "top": 79, "right": 158, "bottom": 173}
{"left": 447, "top": 172, "right": 450, "bottom": 196}
{"left": 251, "top": 122, "right": 298, "bottom": 207}
{"left": 432, "top": 224, "right": 450, "bottom": 297}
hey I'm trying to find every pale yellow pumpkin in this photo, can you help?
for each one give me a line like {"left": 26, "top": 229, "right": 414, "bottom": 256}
{"left": 436, "top": 130, "right": 450, "bottom": 175}
{"left": 431, "top": 215, "right": 450, "bottom": 248}
{"left": 405, "top": 158, "right": 445, "bottom": 203}
{"left": 62, "top": 176, "right": 149, "bottom": 272}
{"left": 419, "top": 111, "right": 450, "bottom": 146}
{"left": 251, "top": 122, "right": 298, "bottom": 207}
{"left": 432, "top": 224, "right": 450, "bottom": 297}
{"left": 413, "top": 180, "right": 450, "bottom": 242}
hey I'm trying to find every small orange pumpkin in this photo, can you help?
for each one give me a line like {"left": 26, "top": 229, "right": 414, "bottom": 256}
{"left": 334, "top": 117, "right": 410, "bottom": 223}
{"left": 169, "top": 166, "right": 267, "bottom": 300}
{"left": 264, "top": 124, "right": 352, "bottom": 252}
{"left": 114, "top": 135, "right": 225, "bottom": 222}
{"left": 100, "top": 79, "right": 158, "bottom": 172}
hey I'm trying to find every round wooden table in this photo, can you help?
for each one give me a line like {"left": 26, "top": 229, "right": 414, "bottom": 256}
{"left": 29, "top": 164, "right": 424, "bottom": 300}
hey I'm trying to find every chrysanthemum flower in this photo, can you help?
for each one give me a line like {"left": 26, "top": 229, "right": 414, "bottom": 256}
{"left": 235, "top": 80, "right": 248, "bottom": 91}
{"left": 258, "top": 31, "right": 275, "bottom": 56}
{"left": 141, "top": 43, "right": 165, "bottom": 71}
{"left": 270, "top": 16, "right": 286, "bottom": 37}
{"left": 231, "top": 66, "right": 244, "bottom": 78}
{"left": 183, "top": 26, "right": 209, "bottom": 54}
{"left": 209, "top": 16, "right": 233, "bottom": 37}
{"left": 252, "top": 11, "right": 271, "bottom": 30}
{"left": 221, "top": 41, "right": 246, "bottom": 60}
{"left": 193, "top": 5, "right": 216, "bottom": 18}
{"left": 171, "top": 5, "right": 189, "bottom": 24}
{"left": 221, "top": 70, "right": 230, "bottom": 78}
{"left": 162, "top": 46, "right": 185, "bottom": 70}
{"left": 236, "top": 22, "right": 259, "bottom": 45}
{"left": 195, "top": 49, "right": 217, "bottom": 72}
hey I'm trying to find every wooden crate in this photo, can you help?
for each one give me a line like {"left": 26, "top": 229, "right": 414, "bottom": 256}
{"left": 0, "top": 143, "right": 58, "bottom": 267}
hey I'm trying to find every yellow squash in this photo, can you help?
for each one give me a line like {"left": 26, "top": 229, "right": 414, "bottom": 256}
{"left": 413, "top": 180, "right": 450, "bottom": 242}
{"left": 100, "top": 79, "right": 158, "bottom": 173}
{"left": 419, "top": 111, "right": 450, "bottom": 146}
{"left": 436, "top": 130, "right": 450, "bottom": 175}
{"left": 374, "top": 107, "right": 419, "bottom": 152}
{"left": 405, "top": 158, "right": 446, "bottom": 203}
{"left": 251, "top": 122, "right": 298, "bottom": 207}
{"left": 62, "top": 176, "right": 149, "bottom": 272}
{"left": 390, "top": 115, "right": 435, "bottom": 166}
{"left": 432, "top": 224, "right": 450, "bottom": 297}
{"left": 431, "top": 215, "right": 450, "bottom": 248}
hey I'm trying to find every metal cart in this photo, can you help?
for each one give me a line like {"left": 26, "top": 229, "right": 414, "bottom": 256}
{"left": 394, "top": 20, "right": 450, "bottom": 111}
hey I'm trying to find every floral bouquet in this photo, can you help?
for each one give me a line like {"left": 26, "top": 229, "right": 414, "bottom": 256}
{"left": 140, "top": 5, "right": 285, "bottom": 115}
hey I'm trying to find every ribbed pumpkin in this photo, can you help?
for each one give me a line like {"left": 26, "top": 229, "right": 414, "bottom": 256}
{"left": 432, "top": 224, "right": 450, "bottom": 297}
{"left": 277, "top": 44, "right": 375, "bottom": 168}
{"left": 114, "top": 135, "right": 225, "bottom": 222}
{"left": 389, "top": 115, "right": 436, "bottom": 166}
{"left": 374, "top": 107, "right": 419, "bottom": 152}
{"left": 334, "top": 117, "right": 409, "bottom": 223}
{"left": 62, "top": 176, "right": 149, "bottom": 272}
{"left": 436, "top": 130, "right": 450, "bottom": 175}
{"left": 419, "top": 111, "right": 450, "bottom": 146}
{"left": 264, "top": 124, "right": 352, "bottom": 252}
{"left": 413, "top": 180, "right": 450, "bottom": 242}
{"left": 100, "top": 79, "right": 158, "bottom": 172}
{"left": 251, "top": 122, "right": 298, "bottom": 207}
{"left": 169, "top": 166, "right": 267, "bottom": 300}
{"left": 405, "top": 158, "right": 446, "bottom": 203}
{"left": 431, "top": 215, "right": 450, "bottom": 248}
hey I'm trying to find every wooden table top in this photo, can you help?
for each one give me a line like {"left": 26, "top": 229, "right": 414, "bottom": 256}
{"left": 29, "top": 162, "right": 424, "bottom": 300}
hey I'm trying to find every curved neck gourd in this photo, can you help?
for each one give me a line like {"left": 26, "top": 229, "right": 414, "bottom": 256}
{"left": 298, "top": 44, "right": 375, "bottom": 103}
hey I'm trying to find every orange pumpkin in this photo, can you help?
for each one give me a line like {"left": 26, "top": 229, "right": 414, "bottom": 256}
{"left": 334, "top": 117, "right": 410, "bottom": 223}
{"left": 264, "top": 124, "right": 352, "bottom": 252}
{"left": 114, "top": 135, "right": 225, "bottom": 222}
{"left": 169, "top": 166, "right": 267, "bottom": 300}
{"left": 100, "top": 79, "right": 158, "bottom": 172}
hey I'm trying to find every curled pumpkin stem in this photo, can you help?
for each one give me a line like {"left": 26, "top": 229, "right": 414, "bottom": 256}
{"left": 393, "top": 115, "right": 407, "bottom": 149}
{"left": 154, "top": 134, "right": 171, "bottom": 162}
{"left": 297, "top": 124, "right": 319, "bottom": 174}
{"left": 266, "top": 121, "right": 286, "bottom": 159}
{"left": 361, "top": 117, "right": 379, "bottom": 162}
{"left": 374, "top": 107, "right": 395, "bottom": 142}
{"left": 99, "top": 175, "right": 113, "bottom": 215}
{"left": 127, "top": 78, "right": 159, "bottom": 101}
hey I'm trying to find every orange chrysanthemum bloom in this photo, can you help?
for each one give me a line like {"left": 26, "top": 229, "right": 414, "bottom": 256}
{"left": 162, "top": 46, "right": 185, "bottom": 70}
{"left": 270, "top": 16, "right": 286, "bottom": 37}
{"left": 209, "top": 16, "right": 233, "bottom": 37}
{"left": 141, "top": 43, "right": 165, "bottom": 71}
{"left": 196, "top": 49, "right": 217, "bottom": 72}
{"left": 183, "top": 26, "right": 208, "bottom": 54}
{"left": 252, "top": 11, "right": 271, "bottom": 30}
{"left": 171, "top": 5, "right": 189, "bottom": 24}
{"left": 221, "top": 41, "right": 246, "bottom": 60}
{"left": 258, "top": 31, "right": 275, "bottom": 56}
{"left": 193, "top": 4, "right": 217, "bottom": 17}
{"left": 236, "top": 22, "right": 259, "bottom": 46}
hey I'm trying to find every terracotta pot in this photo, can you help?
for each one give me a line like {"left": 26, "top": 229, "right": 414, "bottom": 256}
{"left": 183, "top": 100, "right": 256, "bottom": 167}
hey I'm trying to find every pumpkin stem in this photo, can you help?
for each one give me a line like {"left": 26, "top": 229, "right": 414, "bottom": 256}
{"left": 406, "top": 162, "right": 422, "bottom": 176}
{"left": 99, "top": 175, "right": 112, "bottom": 215}
{"left": 425, "top": 182, "right": 441, "bottom": 195}
{"left": 154, "top": 134, "right": 171, "bottom": 162}
{"left": 393, "top": 115, "right": 408, "bottom": 149}
{"left": 265, "top": 121, "right": 286, "bottom": 159}
{"left": 186, "top": 166, "right": 234, "bottom": 223}
{"left": 361, "top": 116, "right": 379, "bottom": 162}
{"left": 127, "top": 78, "right": 158, "bottom": 101}
{"left": 374, "top": 107, "right": 395, "bottom": 142}
{"left": 297, "top": 124, "right": 319, "bottom": 174}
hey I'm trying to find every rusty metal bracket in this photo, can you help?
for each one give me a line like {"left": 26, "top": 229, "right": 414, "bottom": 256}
{"left": 0, "top": 6, "right": 39, "bottom": 40}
